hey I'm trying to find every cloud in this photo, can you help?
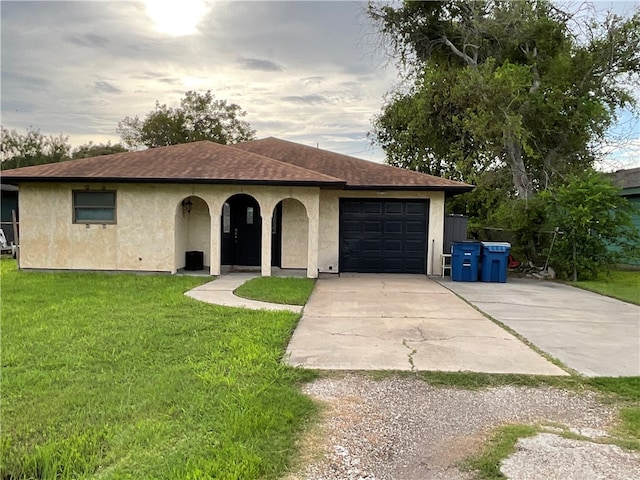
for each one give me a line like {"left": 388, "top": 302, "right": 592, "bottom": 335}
{"left": 237, "top": 57, "right": 284, "bottom": 72}
{"left": 2, "top": 71, "right": 49, "bottom": 90}
{"left": 281, "top": 94, "right": 330, "bottom": 105}
{"left": 67, "top": 33, "right": 110, "bottom": 48}
{"left": 0, "top": 0, "right": 396, "bottom": 163}
{"left": 94, "top": 81, "right": 122, "bottom": 94}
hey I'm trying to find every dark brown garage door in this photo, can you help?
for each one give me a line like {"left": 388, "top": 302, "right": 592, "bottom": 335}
{"left": 339, "top": 199, "right": 429, "bottom": 274}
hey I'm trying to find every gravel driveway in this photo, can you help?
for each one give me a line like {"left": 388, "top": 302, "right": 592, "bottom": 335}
{"left": 286, "top": 374, "right": 640, "bottom": 480}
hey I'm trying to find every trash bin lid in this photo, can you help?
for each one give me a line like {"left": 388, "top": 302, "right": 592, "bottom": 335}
{"left": 481, "top": 241, "right": 511, "bottom": 253}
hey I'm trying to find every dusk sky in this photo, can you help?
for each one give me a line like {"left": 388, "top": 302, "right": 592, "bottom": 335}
{"left": 1, "top": 0, "right": 639, "bottom": 169}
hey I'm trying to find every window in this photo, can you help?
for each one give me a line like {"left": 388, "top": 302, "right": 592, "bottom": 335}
{"left": 73, "top": 190, "right": 116, "bottom": 224}
{"left": 246, "top": 206, "right": 254, "bottom": 225}
{"left": 223, "top": 203, "right": 231, "bottom": 233}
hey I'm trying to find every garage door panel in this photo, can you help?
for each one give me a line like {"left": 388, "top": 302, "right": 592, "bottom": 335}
{"left": 405, "top": 239, "right": 425, "bottom": 252}
{"left": 384, "top": 203, "right": 403, "bottom": 214}
{"left": 342, "top": 220, "right": 362, "bottom": 233}
{"left": 383, "top": 239, "right": 403, "bottom": 252}
{"left": 364, "top": 202, "right": 382, "bottom": 214}
{"left": 406, "top": 203, "right": 426, "bottom": 215}
{"left": 363, "top": 239, "right": 382, "bottom": 253}
{"left": 342, "top": 202, "right": 362, "bottom": 214}
{"left": 406, "top": 221, "right": 425, "bottom": 233}
{"left": 340, "top": 199, "right": 429, "bottom": 274}
{"left": 364, "top": 221, "right": 382, "bottom": 233}
{"left": 384, "top": 221, "right": 403, "bottom": 234}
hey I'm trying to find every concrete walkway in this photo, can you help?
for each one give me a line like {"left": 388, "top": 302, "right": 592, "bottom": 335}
{"left": 437, "top": 278, "right": 640, "bottom": 377}
{"left": 285, "top": 274, "right": 566, "bottom": 375}
{"left": 185, "top": 273, "right": 303, "bottom": 313}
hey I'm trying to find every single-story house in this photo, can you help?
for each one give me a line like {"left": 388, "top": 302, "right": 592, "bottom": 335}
{"left": 610, "top": 167, "right": 640, "bottom": 266}
{"left": 1, "top": 137, "right": 472, "bottom": 278}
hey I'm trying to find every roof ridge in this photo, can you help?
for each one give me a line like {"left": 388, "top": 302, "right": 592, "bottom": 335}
{"left": 225, "top": 142, "right": 345, "bottom": 183}
{"left": 235, "top": 137, "right": 472, "bottom": 188}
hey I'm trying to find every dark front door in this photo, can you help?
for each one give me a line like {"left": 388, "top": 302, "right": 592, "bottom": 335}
{"left": 339, "top": 199, "right": 429, "bottom": 274}
{"left": 221, "top": 195, "right": 262, "bottom": 266}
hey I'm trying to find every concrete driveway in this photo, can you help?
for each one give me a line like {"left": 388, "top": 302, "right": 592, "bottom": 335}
{"left": 438, "top": 278, "right": 640, "bottom": 377}
{"left": 286, "top": 274, "right": 566, "bottom": 375}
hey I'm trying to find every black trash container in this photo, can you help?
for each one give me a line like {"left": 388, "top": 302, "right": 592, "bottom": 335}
{"left": 185, "top": 251, "right": 204, "bottom": 271}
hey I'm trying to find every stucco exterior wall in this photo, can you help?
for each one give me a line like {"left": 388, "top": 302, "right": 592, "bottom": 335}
{"left": 280, "top": 198, "right": 308, "bottom": 269}
{"left": 18, "top": 182, "right": 445, "bottom": 276}
{"left": 317, "top": 190, "right": 446, "bottom": 275}
{"left": 18, "top": 182, "right": 321, "bottom": 276}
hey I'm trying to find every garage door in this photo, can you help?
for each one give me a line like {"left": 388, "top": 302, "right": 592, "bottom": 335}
{"left": 339, "top": 199, "right": 429, "bottom": 274}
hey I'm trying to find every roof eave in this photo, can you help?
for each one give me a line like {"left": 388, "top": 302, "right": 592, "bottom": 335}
{"left": 343, "top": 184, "right": 474, "bottom": 193}
{"left": 1, "top": 176, "right": 347, "bottom": 188}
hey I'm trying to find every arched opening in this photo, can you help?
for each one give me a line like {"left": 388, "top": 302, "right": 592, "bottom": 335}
{"left": 221, "top": 194, "right": 262, "bottom": 267}
{"left": 273, "top": 198, "right": 309, "bottom": 271}
{"left": 174, "top": 195, "right": 211, "bottom": 273}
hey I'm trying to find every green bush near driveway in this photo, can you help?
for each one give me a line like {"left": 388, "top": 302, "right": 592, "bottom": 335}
{"left": 0, "top": 260, "right": 316, "bottom": 479}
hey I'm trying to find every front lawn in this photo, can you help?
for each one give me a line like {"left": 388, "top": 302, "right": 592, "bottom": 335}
{"left": 234, "top": 277, "right": 316, "bottom": 305}
{"left": 0, "top": 260, "right": 316, "bottom": 479}
{"left": 573, "top": 269, "right": 640, "bottom": 305}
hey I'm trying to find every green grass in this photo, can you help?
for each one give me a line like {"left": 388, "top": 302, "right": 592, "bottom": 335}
{"left": 464, "top": 425, "right": 539, "bottom": 479}
{"left": 573, "top": 269, "right": 640, "bottom": 305}
{"left": 234, "top": 277, "right": 316, "bottom": 306}
{"left": 0, "top": 260, "right": 317, "bottom": 479}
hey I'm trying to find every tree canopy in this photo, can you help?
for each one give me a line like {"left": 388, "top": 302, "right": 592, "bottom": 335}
{"left": 117, "top": 90, "right": 257, "bottom": 149}
{"left": 1, "top": 128, "right": 130, "bottom": 170}
{"left": 1, "top": 127, "right": 71, "bottom": 170}
{"left": 369, "top": 0, "right": 640, "bottom": 199}
{"left": 71, "top": 142, "right": 128, "bottom": 159}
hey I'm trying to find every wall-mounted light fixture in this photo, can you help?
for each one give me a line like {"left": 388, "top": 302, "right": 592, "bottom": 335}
{"left": 182, "top": 198, "right": 193, "bottom": 215}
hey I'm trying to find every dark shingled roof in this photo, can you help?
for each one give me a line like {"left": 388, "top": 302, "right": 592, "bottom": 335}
{"left": 232, "top": 137, "right": 472, "bottom": 191}
{"left": 609, "top": 167, "right": 640, "bottom": 190}
{"left": 1, "top": 141, "right": 345, "bottom": 187}
{"left": 2, "top": 137, "right": 474, "bottom": 192}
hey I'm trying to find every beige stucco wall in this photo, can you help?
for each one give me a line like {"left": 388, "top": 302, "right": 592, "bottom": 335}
{"left": 18, "top": 182, "right": 321, "bottom": 277}
{"left": 280, "top": 198, "right": 308, "bottom": 269}
{"left": 317, "top": 190, "right": 446, "bottom": 276}
{"left": 18, "top": 182, "right": 445, "bottom": 276}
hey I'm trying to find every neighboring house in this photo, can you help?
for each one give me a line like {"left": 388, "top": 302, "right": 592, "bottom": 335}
{"left": 0, "top": 183, "right": 19, "bottom": 245}
{"left": 610, "top": 167, "right": 640, "bottom": 266}
{"left": 1, "top": 137, "right": 472, "bottom": 278}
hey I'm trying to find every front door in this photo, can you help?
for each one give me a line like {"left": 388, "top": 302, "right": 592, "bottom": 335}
{"left": 221, "top": 195, "right": 262, "bottom": 266}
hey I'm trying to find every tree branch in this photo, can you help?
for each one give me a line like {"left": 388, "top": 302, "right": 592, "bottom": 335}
{"left": 442, "top": 36, "right": 477, "bottom": 67}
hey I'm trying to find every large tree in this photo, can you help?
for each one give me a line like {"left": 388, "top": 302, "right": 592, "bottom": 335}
{"left": 369, "top": 1, "right": 640, "bottom": 199}
{"left": 1, "top": 127, "right": 71, "bottom": 170}
{"left": 117, "top": 90, "right": 256, "bottom": 149}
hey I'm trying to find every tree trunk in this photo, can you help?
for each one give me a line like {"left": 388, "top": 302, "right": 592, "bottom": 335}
{"left": 505, "top": 138, "right": 532, "bottom": 199}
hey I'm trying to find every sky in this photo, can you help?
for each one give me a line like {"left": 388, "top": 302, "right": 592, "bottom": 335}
{"left": 1, "top": 0, "right": 639, "bottom": 169}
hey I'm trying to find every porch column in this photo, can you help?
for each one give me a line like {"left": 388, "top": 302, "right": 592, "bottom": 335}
{"left": 306, "top": 195, "right": 320, "bottom": 279}
{"left": 261, "top": 213, "right": 272, "bottom": 277}
{"left": 210, "top": 211, "right": 221, "bottom": 276}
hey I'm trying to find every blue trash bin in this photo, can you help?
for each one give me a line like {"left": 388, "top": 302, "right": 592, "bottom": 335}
{"left": 451, "top": 241, "right": 482, "bottom": 282}
{"left": 480, "top": 242, "right": 511, "bottom": 282}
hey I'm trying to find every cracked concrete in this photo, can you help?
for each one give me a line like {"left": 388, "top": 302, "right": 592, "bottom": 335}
{"left": 286, "top": 274, "right": 566, "bottom": 375}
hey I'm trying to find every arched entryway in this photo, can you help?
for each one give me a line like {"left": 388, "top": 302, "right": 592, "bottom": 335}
{"left": 272, "top": 198, "right": 309, "bottom": 270}
{"left": 174, "top": 196, "right": 211, "bottom": 273}
{"left": 221, "top": 194, "right": 262, "bottom": 266}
